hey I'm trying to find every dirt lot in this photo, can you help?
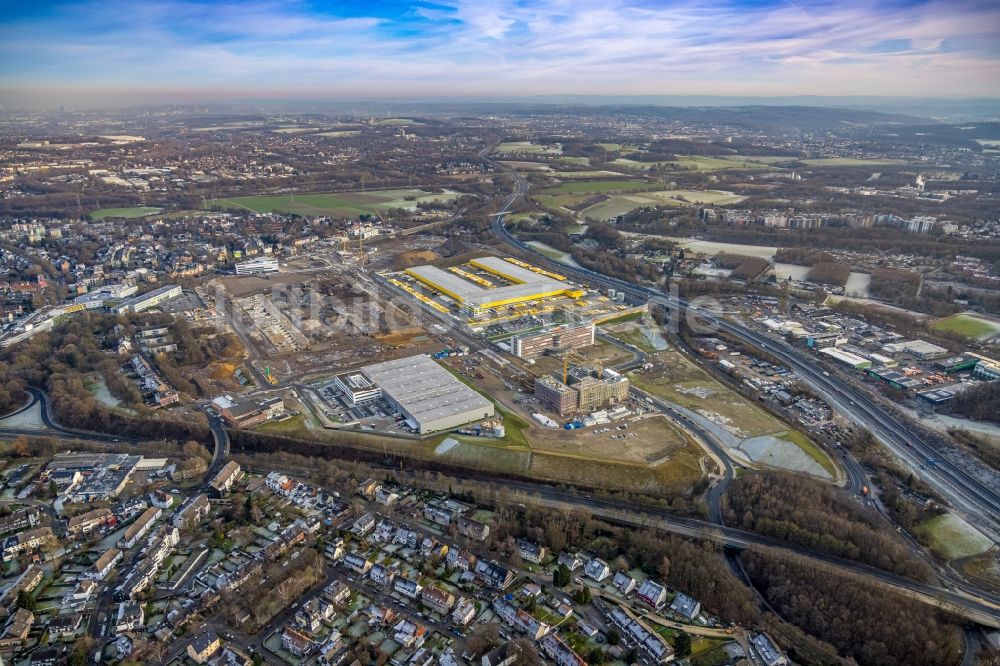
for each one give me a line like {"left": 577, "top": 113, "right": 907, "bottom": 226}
{"left": 629, "top": 348, "right": 787, "bottom": 439}
{"left": 526, "top": 414, "right": 690, "bottom": 465}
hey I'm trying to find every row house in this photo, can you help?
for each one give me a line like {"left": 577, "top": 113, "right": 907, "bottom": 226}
{"left": 87, "top": 548, "right": 122, "bottom": 581}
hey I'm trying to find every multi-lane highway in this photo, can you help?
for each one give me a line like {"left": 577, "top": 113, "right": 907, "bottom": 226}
{"left": 489, "top": 175, "right": 1000, "bottom": 543}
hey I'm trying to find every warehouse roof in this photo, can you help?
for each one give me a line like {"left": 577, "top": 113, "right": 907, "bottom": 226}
{"left": 405, "top": 256, "right": 569, "bottom": 309}
{"left": 362, "top": 355, "right": 493, "bottom": 429}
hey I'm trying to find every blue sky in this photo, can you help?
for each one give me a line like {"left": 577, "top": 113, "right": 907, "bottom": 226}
{"left": 1, "top": 0, "right": 998, "bottom": 104}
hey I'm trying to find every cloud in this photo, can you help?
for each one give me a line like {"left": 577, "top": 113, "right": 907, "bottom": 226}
{"left": 0, "top": 0, "right": 998, "bottom": 99}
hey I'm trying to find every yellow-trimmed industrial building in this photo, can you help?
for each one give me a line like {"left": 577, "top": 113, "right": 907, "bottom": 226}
{"left": 404, "top": 256, "right": 584, "bottom": 315}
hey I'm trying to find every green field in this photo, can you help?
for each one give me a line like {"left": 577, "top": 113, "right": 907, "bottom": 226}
{"left": 89, "top": 206, "right": 162, "bottom": 220}
{"left": 205, "top": 188, "right": 459, "bottom": 217}
{"left": 555, "top": 170, "right": 627, "bottom": 178}
{"left": 930, "top": 314, "right": 1000, "bottom": 340}
{"left": 317, "top": 130, "right": 361, "bottom": 137}
{"left": 612, "top": 155, "right": 775, "bottom": 172}
{"left": 914, "top": 513, "right": 993, "bottom": 560}
{"left": 497, "top": 141, "right": 562, "bottom": 155}
{"left": 272, "top": 127, "right": 317, "bottom": 134}
{"left": 499, "top": 161, "right": 554, "bottom": 171}
{"left": 374, "top": 118, "right": 423, "bottom": 126}
{"left": 540, "top": 179, "right": 662, "bottom": 195}
{"left": 777, "top": 429, "right": 837, "bottom": 477}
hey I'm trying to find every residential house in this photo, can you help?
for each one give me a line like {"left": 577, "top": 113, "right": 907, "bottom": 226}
{"left": 0, "top": 608, "right": 34, "bottom": 648}
{"left": 47, "top": 613, "right": 82, "bottom": 639}
{"left": 0, "top": 507, "right": 41, "bottom": 536}
{"left": 187, "top": 630, "right": 221, "bottom": 664}
{"left": 343, "top": 553, "right": 372, "bottom": 575}
{"left": 446, "top": 548, "right": 476, "bottom": 572}
{"left": 370, "top": 563, "right": 396, "bottom": 587}
{"left": 612, "top": 571, "right": 637, "bottom": 595}
{"left": 208, "top": 461, "right": 242, "bottom": 497}
{"left": 66, "top": 507, "right": 113, "bottom": 537}
{"left": 452, "top": 597, "right": 477, "bottom": 626}
{"left": 584, "top": 558, "right": 611, "bottom": 582}
{"left": 423, "top": 505, "right": 452, "bottom": 527}
{"left": 393, "top": 619, "right": 428, "bottom": 649}
{"left": 637, "top": 579, "right": 667, "bottom": 608}
{"left": 283, "top": 627, "right": 315, "bottom": 657}
{"left": 394, "top": 576, "right": 423, "bottom": 599}
{"left": 475, "top": 560, "right": 516, "bottom": 590}
{"left": 351, "top": 513, "right": 376, "bottom": 536}
{"left": 750, "top": 633, "right": 789, "bottom": 666}
{"left": 669, "top": 592, "right": 701, "bottom": 620}
{"left": 557, "top": 552, "right": 583, "bottom": 572}
{"left": 172, "top": 494, "right": 210, "bottom": 529}
{"left": 115, "top": 601, "right": 144, "bottom": 631}
{"left": 540, "top": 634, "right": 588, "bottom": 666}
{"left": 421, "top": 585, "right": 456, "bottom": 614}
{"left": 516, "top": 539, "right": 546, "bottom": 564}
{"left": 2, "top": 526, "right": 53, "bottom": 561}
{"left": 606, "top": 605, "right": 674, "bottom": 663}
{"left": 118, "top": 507, "right": 161, "bottom": 549}
{"left": 457, "top": 516, "right": 490, "bottom": 541}
{"left": 323, "top": 581, "right": 351, "bottom": 605}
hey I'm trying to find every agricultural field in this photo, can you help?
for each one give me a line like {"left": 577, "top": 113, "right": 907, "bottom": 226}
{"left": 89, "top": 206, "right": 162, "bottom": 219}
{"left": 539, "top": 179, "right": 663, "bottom": 195}
{"left": 498, "top": 161, "right": 554, "bottom": 171}
{"left": 576, "top": 189, "right": 746, "bottom": 220}
{"left": 317, "top": 130, "right": 361, "bottom": 137}
{"left": 497, "top": 141, "right": 562, "bottom": 155}
{"left": 930, "top": 313, "right": 1000, "bottom": 341}
{"left": 272, "top": 126, "right": 318, "bottom": 134}
{"left": 373, "top": 118, "right": 423, "bottom": 126}
{"left": 554, "top": 170, "right": 627, "bottom": 178}
{"left": 205, "top": 188, "right": 459, "bottom": 217}
{"left": 612, "top": 155, "right": 780, "bottom": 171}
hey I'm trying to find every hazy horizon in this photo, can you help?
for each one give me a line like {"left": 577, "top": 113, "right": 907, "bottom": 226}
{"left": 2, "top": 0, "right": 999, "bottom": 110}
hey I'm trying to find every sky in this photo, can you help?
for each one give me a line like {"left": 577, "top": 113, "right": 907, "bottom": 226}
{"left": 1, "top": 0, "right": 998, "bottom": 106}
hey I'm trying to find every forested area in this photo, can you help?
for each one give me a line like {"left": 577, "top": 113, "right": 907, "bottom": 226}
{"left": 0, "top": 361, "right": 27, "bottom": 415}
{"left": 806, "top": 261, "right": 852, "bottom": 286}
{"left": 742, "top": 550, "right": 964, "bottom": 666}
{"left": 723, "top": 473, "right": 933, "bottom": 580}
{"left": 867, "top": 267, "right": 923, "bottom": 302}
{"left": 713, "top": 252, "right": 771, "bottom": 280}
{"left": 947, "top": 381, "right": 1000, "bottom": 425}
{"left": 774, "top": 247, "right": 834, "bottom": 266}
{"left": 0, "top": 314, "right": 211, "bottom": 444}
